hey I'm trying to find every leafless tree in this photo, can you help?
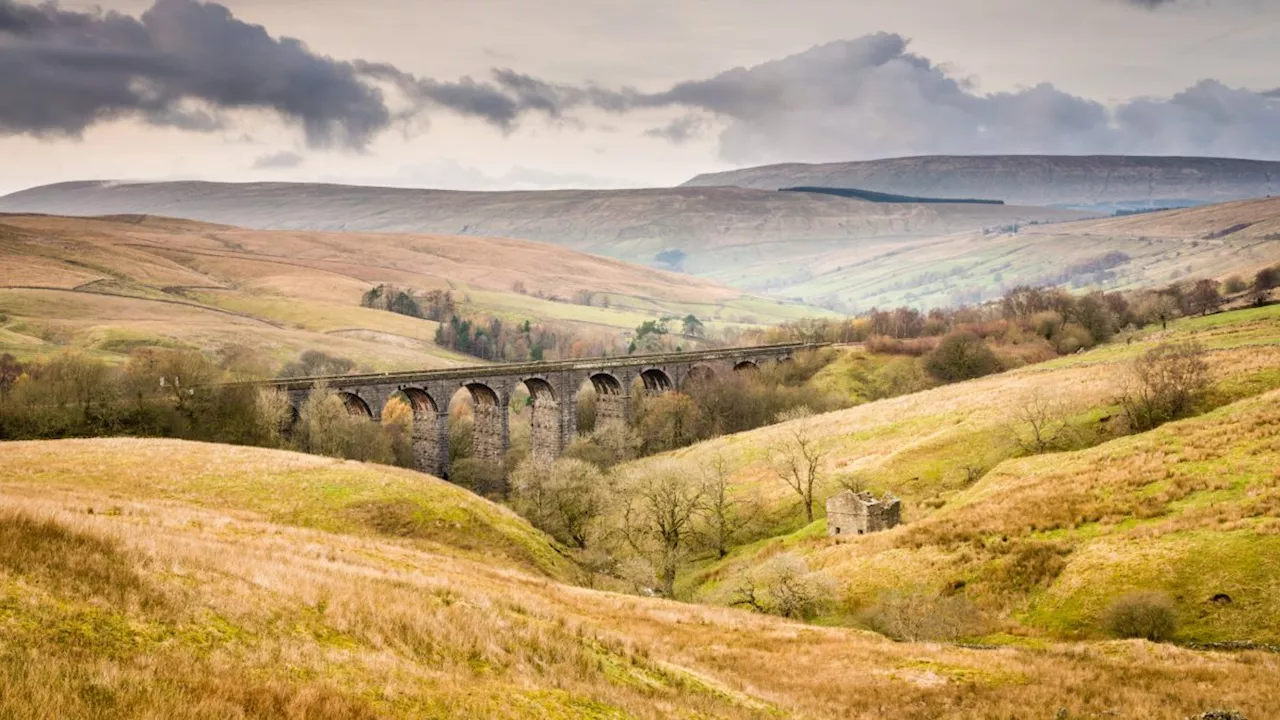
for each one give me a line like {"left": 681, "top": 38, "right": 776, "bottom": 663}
{"left": 619, "top": 461, "right": 706, "bottom": 597}
{"left": 700, "top": 453, "right": 757, "bottom": 559}
{"left": 769, "top": 408, "right": 825, "bottom": 524}
{"left": 1010, "top": 392, "right": 1077, "bottom": 455}
{"left": 510, "top": 458, "right": 607, "bottom": 549}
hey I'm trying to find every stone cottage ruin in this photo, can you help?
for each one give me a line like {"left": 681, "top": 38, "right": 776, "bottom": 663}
{"left": 826, "top": 490, "right": 901, "bottom": 536}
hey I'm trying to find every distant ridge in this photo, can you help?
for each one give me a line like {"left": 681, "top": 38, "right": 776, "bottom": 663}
{"left": 781, "top": 186, "right": 1004, "bottom": 205}
{"left": 684, "top": 155, "right": 1280, "bottom": 210}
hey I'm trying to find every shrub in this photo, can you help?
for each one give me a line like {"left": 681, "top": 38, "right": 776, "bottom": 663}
{"left": 1119, "top": 341, "right": 1210, "bottom": 432}
{"left": 923, "top": 331, "right": 1001, "bottom": 382}
{"left": 450, "top": 458, "right": 508, "bottom": 498}
{"left": 861, "top": 589, "right": 983, "bottom": 641}
{"left": 1103, "top": 591, "right": 1178, "bottom": 641}
{"left": 1222, "top": 276, "right": 1248, "bottom": 295}
{"left": 866, "top": 357, "right": 933, "bottom": 400}
{"left": 510, "top": 458, "right": 607, "bottom": 548}
{"left": 729, "top": 553, "right": 837, "bottom": 620}
{"left": 278, "top": 350, "right": 356, "bottom": 379}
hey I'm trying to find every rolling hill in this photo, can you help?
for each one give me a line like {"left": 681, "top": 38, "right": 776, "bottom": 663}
{"left": 0, "top": 180, "right": 1091, "bottom": 305}
{"left": 620, "top": 304, "right": 1280, "bottom": 645}
{"left": 0, "top": 213, "right": 819, "bottom": 369}
{"left": 779, "top": 196, "right": 1280, "bottom": 308}
{"left": 1, "top": 436, "right": 1276, "bottom": 718}
{"left": 683, "top": 155, "right": 1280, "bottom": 211}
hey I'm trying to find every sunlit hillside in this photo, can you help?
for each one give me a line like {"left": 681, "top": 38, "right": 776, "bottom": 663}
{"left": 780, "top": 197, "right": 1280, "bottom": 309}
{"left": 0, "top": 214, "right": 825, "bottom": 369}
{"left": 1, "top": 437, "right": 1276, "bottom": 719}
{"left": 628, "top": 305, "right": 1280, "bottom": 643}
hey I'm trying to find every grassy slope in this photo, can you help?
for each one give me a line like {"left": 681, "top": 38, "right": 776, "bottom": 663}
{"left": 636, "top": 306, "right": 1280, "bottom": 642}
{"left": 0, "top": 214, "right": 827, "bottom": 368}
{"left": 0, "top": 438, "right": 573, "bottom": 580}
{"left": 784, "top": 197, "right": 1280, "bottom": 309}
{"left": 2, "top": 439, "right": 1278, "bottom": 718}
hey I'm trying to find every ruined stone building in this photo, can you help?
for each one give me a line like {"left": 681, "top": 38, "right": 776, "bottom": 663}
{"left": 826, "top": 490, "right": 901, "bottom": 536}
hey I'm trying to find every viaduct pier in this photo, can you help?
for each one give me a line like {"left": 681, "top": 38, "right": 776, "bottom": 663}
{"left": 245, "top": 343, "right": 817, "bottom": 478}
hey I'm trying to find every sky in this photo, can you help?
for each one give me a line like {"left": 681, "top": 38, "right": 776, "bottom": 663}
{"left": 2, "top": 0, "right": 1280, "bottom": 194}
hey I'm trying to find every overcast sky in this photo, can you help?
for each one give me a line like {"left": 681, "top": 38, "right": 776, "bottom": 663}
{"left": 2, "top": 0, "right": 1279, "bottom": 194}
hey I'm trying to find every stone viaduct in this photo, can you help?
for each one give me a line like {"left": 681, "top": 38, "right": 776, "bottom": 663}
{"left": 255, "top": 343, "right": 816, "bottom": 478}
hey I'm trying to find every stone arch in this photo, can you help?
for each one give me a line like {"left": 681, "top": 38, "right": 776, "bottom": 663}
{"left": 640, "top": 368, "right": 674, "bottom": 394}
{"left": 464, "top": 382, "right": 506, "bottom": 463}
{"left": 589, "top": 372, "right": 624, "bottom": 396}
{"left": 522, "top": 377, "right": 564, "bottom": 462}
{"left": 399, "top": 387, "right": 438, "bottom": 416}
{"left": 465, "top": 382, "right": 501, "bottom": 407}
{"left": 734, "top": 360, "right": 760, "bottom": 373}
{"left": 397, "top": 387, "right": 445, "bottom": 477}
{"left": 521, "top": 377, "right": 558, "bottom": 402}
{"left": 337, "top": 392, "right": 372, "bottom": 418}
{"left": 588, "top": 372, "right": 629, "bottom": 428}
{"left": 686, "top": 364, "right": 717, "bottom": 386}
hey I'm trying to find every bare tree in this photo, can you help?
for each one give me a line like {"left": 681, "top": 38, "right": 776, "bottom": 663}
{"left": 1134, "top": 292, "right": 1180, "bottom": 331}
{"left": 510, "top": 458, "right": 607, "bottom": 549}
{"left": 1187, "top": 279, "right": 1223, "bottom": 317}
{"left": 700, "top": 453, "right": 757, "bottom": 559}
{"left": 619, "top": 461, "right": 706, "bottom": 597}
{"left": 1010, "top": 392, "right": 1077, "bottom": 455}
{"left": 769, "top": 408, "right": 825, "bottom": 524}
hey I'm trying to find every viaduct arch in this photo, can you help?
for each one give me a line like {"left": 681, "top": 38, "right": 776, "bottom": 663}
{"left": 252, "top": 343, "right": 817, "bottom": 478}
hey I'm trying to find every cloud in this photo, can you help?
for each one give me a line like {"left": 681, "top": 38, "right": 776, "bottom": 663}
{"left": 0, "top": 0, "right": 394, "bottom": 146}
{"left": 0, "top": 0, "right": 589, "bottom": 144}
{"left": 643, "top": 116, "right": 706, "bottom": 144}
{"left": 3, "top": 2, "right": 1276, "bottom": 164}
{"left": 1119, "top": 0, "right": 1180, "bottom": 8}
{"left": 251, "top": 150, "right": 304, "bottom": 170}
{"left": 622, "top": 34, "right": 1280, "bottom": 163}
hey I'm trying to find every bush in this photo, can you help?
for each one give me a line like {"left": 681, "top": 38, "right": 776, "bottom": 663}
{"left": 728, "top": 553, "right": 837, "bottom": 619}
{"left": 1103, "top": 591, "right": 1178, "bottom": 641}
{"left": 1119, "top": 341, "right": 1210, "bottom": 432}
{"left": 450, "top": 458, "right": 508, "bottom": 498}
{"left": 278, "top": 350, "right": 356, "bottom": 379}
{"left": 861, "top": 589, "right": 983, "bottom": 641}
{"left": 1222, "top": 276, "right": 1248, "bottom": 295}
{"left": 923, "top": 331, "right": 1001, "bottom": 382}
{"left": 510, "top": 458, "right": 607, "bottom": 548}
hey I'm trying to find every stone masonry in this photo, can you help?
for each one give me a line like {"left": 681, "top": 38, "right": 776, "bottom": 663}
{"left": 826, "top": 490, "right": 901, "bottom": 536}
{"left": 268, "top": 343, "right": 817, "bottom": 480}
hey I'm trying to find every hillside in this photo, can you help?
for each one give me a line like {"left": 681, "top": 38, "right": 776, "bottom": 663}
{"left": 683, "top": 155, "right": 1280, "bottom": 211}
{"left": 615, "top": 305, "right": 1280, "bottom": 645}
{"left": 0, "top": 214, "right": 818, "bottom": 368}
{"left": 719, "top": 196, "right": 1280, "bottom": 309}
{"left": 0, "top": 181, "right": 1090, "bottom": 306}
{"left": 2, "top": 437, "right": 1276, "bottom": 718}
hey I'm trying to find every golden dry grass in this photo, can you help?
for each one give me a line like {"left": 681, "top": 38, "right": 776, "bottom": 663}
{"left": 2, "top": 438, "right": 1278, "bottom": 719}
{"left": 635, "top": 306, "right": 1280, "bottom": 644}
{"left": 0, "top": 213, "right": 821, "bottom": 367}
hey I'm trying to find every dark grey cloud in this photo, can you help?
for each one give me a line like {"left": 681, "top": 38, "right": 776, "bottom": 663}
{"left": 621, "top": 34, "right": 1280, "bottom": 162}
{"left": 0, "top": 0, "right": 393, "bottom": 146}
{"left": 3, "top": 2, "right": 1276, "bottom": 164}
{"left": 1120, "top": 0, "right": 1179, "bottom": 8}
{"left": 251, "top": 150, "right": 304, "bottom": 169}
{"left": 0, "top": 0, "right": 585, "bottom": 144}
